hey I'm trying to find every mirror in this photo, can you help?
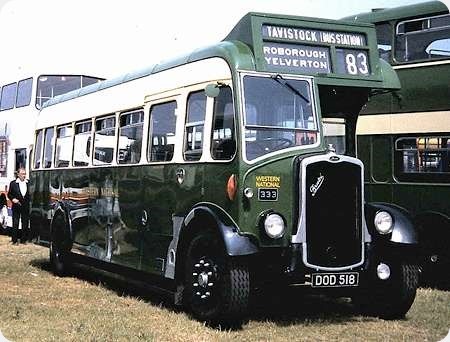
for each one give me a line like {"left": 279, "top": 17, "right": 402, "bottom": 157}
{"left": 205, "top": 83, "right": 220, "bottom": 98}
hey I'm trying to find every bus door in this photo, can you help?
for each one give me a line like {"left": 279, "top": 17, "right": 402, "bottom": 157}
{"left": 140, "top": 97, "right": 180, "bottom": 275}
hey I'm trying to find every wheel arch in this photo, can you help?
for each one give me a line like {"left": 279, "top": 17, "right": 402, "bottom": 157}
{"left": 174, "top": 203, "right": 258, "bottom": 284}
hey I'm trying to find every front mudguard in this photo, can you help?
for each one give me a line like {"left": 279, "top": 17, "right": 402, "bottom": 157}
{"left": 365, "top": 202, "right": 418, "bottom": 262}
{"left": 183, "top": 205, "right": 258, "bottom": 257}
{"left": 365, "top": 202, "right": 418, "bottom": 244}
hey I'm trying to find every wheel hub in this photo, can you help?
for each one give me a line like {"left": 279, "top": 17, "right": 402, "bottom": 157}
{"left": 198, "top": 272, "right": 209, "bottom": 288}
{"left": 192, "top": 258, "right": 216, "bottom": 299}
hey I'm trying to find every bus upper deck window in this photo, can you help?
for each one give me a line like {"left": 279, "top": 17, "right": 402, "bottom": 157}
{"left": 16, "top": 78, "right": 33, "bottom": 108}
{"left": 0, "top": 83, "right": 17, "bottom": 111}
{"left": 395, "top": 14, "right": 450, "bottom": 62}
{"left": 375, "top": 23, "right": 392, "bottom": 62}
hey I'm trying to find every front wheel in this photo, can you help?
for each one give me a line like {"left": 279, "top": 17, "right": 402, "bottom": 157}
{"left": 184, "top": 232, "right": 250, "bottom": 323}
{"left": 354, "top": 262, "right": 419, "bottom": 319}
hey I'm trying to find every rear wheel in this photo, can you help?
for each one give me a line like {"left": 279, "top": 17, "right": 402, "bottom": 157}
{"left": 49, "top": 213, "right": 71, "bottom": 277}
{"left": 184, "top": 231, "right": 250, "bottom": 323}
{"left": 354, "top": 262, "right": 418, "bottom": 319}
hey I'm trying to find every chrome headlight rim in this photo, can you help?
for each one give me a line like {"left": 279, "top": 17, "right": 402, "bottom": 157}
{"left": 374, "top": 210, "right": 394, "bottom": 235}
{"left": 264, "top": 213, "right": 285, "bottom": 239}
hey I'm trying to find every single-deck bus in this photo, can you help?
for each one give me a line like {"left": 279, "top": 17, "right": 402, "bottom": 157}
{"left": 31, "top": 12, "right": 420, "bottom": 323}
{"left": 345, "top": 1, "right": 449, "bottom": 285}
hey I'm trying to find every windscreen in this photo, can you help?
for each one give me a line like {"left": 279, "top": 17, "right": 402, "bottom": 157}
{"left": 243, "top": 74, "right": 317, "bottom": 161}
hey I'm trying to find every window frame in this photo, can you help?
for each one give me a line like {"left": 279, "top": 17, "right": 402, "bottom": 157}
{"left": 0, "top": 82, "right": 18, "bottom": 111}
{"left": 147, "top": 100, "right": 178, "bottom": 163}
{"left": 394, "top": 135, "right": 450, "bottom": 183}
{"left": 210, "top": 85, "right": 237, "bottom": 161}
{"left": 394, "top": 13, "right": 450, "bottom": 64}
{"left": 184, "top": 90, "right": 207, "bottom": 162}
{"left": 93, "top": 115, "right": 117, "bottom": 166}
{"left": 118, "top": 108, "right": 144, "bottom": 165}
{"left": 33, "top": 130, "right": 44, "bottom": 169}
{"left": 55, "top": 124, "right": 74, "bottom": 168}
{"left": 16, "top": 77, "right": 33, "bottom": 108}
{"left": 73, "top": 120, "right": 93, "bottom": 167}
{"left": 43, "top": 127, "right": 55, "bottom": 169}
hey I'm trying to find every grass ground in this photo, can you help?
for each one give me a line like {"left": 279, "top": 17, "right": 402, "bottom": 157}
{"left": 0, "top": 234, "right": 448, "bottom": 341}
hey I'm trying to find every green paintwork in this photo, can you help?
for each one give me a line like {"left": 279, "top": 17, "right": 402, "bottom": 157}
{"left": 343, "top": 1, "right": 448, "bottom": 26}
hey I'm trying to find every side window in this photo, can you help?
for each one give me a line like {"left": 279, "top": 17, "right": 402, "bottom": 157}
{"left": 55, "top": 125, "right": 73, "bottom": 168}
{"left": 34, "top": 130, "right": 44, "bottom": 169}
{"left": 375, "top": 22, "right": 392, "bottom": 62}
{"left": 43, "top": 127, "right": 55, "bottom": 168}
{"left": 395, "top": 136, "right": 450, "bottom": 182}
{"left": 0, "top": 83, "right": 17, "bottom": 111}
{"left": 211, "top": 86, "right": 236, "bottom": 160}
{"left": 94, "top": 116, "right": 116, "bottom": 165}
{"left": 395, "top": 14, "right": 450, "bottom": 62}
{"left": 118, "top": 110, "right": 144, "bottom": 164}
{"left": 74, "top": 121, "right": 92, "bottom": 166}
{"left": 148, "top": 101, "right": 177, "bottom": 162}
{"left": 16, "top": 78, "right": 33, "bottom": 108}
{"left": 184, "top": 90, "right": 206, "bottom": 161}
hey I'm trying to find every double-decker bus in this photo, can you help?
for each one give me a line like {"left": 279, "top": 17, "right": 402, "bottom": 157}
{"left": 0, "top": 71, "right": 103, "bottom": 228}
{"left": 345, "top": 1, "right": 449, "bottom": 285}
{"left": 31, "top": 12, "right": 420, "bottom": 323}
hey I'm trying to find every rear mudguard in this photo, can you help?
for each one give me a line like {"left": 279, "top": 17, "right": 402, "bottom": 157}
{"left": 365, "top": 202, "right": 418, "bottom": 245}
{"left": 183, "top": 204, "right": 258, "bottom": 256}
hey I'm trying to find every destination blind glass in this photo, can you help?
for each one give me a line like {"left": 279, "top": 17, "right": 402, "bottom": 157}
{"left": 261, "top": 25, "right": 370, "bottom": 76}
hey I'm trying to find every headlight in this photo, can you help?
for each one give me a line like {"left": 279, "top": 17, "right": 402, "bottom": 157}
{"left": 264, "top": 213, "right": 285, "bottom": 239}
{"left": 374, "top": 211, "right": 394, "bottom": 234}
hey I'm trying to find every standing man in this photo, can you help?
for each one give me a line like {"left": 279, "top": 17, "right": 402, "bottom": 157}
{"left": 8, "top": 168, "right": 30, "bottom": 244}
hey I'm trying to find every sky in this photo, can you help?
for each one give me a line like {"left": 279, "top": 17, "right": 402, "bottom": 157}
{"left": 0, "top": 0, "right": 448, "bottom": 80}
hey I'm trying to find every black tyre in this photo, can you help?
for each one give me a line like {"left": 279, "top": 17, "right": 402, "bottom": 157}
{"left": 354, "top": 262, "right": 419, "bottom": 319}
{"left": 184, "top": 231, "right": 250, "bottom": 323}
{"left": 419, "top": 226, "right": 450, "bottom": 286}
{"left": 49, "top": 213, "right": 71, "bottom": 277}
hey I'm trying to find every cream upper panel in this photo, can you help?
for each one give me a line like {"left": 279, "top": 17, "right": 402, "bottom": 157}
{"left": 36, "top": 58, "right": 232, "bottom": 129}
{"left": 357, "top": 111, "right": 450, "bottom": 135}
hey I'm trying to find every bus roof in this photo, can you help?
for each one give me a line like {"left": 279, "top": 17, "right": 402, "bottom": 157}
{"left": 342, "top": 1, "right": 448, "bottom": 23}
{"left": 43, "top": 11, "right": 399, "bottom": 109}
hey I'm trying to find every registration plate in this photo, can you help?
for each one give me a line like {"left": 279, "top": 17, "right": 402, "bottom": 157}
{"left": 311, "top": 272, "right": 359, "bottom": 288}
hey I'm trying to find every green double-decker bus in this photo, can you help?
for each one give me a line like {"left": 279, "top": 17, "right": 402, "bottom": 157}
{"left": 31, "top": 12, "right": 419, "bottom": 323}
{"left": 346, "top": 1, "right": 449, "bottom": 285}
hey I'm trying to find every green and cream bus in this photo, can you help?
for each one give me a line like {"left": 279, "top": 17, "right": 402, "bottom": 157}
{"left": 346, "top": 1, "right": 449, "bottom": 285}
{"left": 31, "top": 12, "right": 419, "bottom": 323}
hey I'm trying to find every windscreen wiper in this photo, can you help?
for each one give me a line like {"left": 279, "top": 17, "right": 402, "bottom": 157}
{"left": 271, "top": 74, "right": 310, "bottom": 104}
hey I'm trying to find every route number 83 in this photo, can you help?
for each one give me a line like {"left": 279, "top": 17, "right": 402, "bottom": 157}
{"left": 345, "top": 52, "right": 369, "bottom": 75}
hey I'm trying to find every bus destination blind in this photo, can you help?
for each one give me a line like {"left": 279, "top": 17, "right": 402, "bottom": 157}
{"left": 261, "top": 24, "right": 370, "bottom": 76}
